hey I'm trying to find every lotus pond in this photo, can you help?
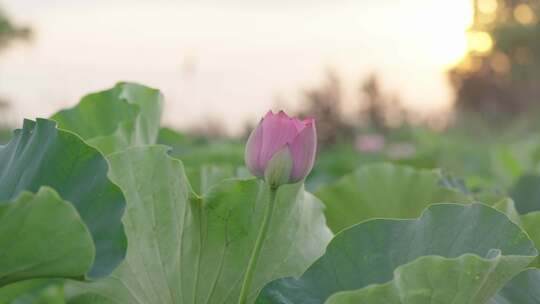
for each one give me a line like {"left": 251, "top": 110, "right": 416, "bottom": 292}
{"left": 1, "top": 83, "right": 540, "bottom": 303}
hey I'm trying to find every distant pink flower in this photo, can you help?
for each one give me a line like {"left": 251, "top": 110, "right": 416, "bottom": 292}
{"left": 355, "top": 134, "right": 385, "bottom": 153}
{"left": 245, "top": 111, "right": 317, "bottom": 187}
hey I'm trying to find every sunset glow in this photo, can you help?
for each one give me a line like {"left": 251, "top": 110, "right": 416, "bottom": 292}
{"left": 429, "top": 0, "right": 474, "bottom": 68}
{"left": 0, "top": 0, "right": 478, "bottom": 132}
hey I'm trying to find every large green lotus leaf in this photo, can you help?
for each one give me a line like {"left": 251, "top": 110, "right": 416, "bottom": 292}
{"left": 51, "top": 82, "right": 163, "bottom": 155}
{"left": 488, "top": 269, "right": 540, "bottom": 304}
{"left": 326, "top": 254, "right": 526, "bottom": 304}
{"left": 0, "top": 279, "right": 65, "bottom": 304}
{"left": 257, "top": 204, "right": 537, "bottom": 303}
{"left": 0, "top": 119, "right": 126, "bottom": 279}
{"left": 315, "top": 163, "right": 471, "bottom": 232}
{"left": 0, "top": 188, "right": 94, "bottom": 287}
{"left": 65, "top": 146, "right": 332, "bottom": 304}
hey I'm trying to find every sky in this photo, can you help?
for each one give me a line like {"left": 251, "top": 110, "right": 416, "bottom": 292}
{"left": 0, "top": 0, "right": 474, "bottom": 133}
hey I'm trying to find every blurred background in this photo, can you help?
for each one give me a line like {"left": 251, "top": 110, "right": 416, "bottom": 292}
{"left": 0, "top": 0, "right": 477, "bottom": 131}
{"left": 2, "top": 0, "right": 540, "bottom": 191}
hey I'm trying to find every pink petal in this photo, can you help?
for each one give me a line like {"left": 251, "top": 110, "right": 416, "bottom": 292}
{"left": 291, "top": 117, "right": 306, "bottom": 132}
{"left": 277, "top": 110, "right": 289, "bottom": 118}
{"left": 303, "top": 117, "right": 315, "bottom": 125}
{"left": 245, "top": 120, "right": 264, "bottom": 178}
{"left": 259, "top": 111, "right": 299, "bottom": 169}
{"left": 289, "top": 120, "right": 317, "bottom": 182}
{"left": 264, "top": 110, "right": 274, "bottom": 119}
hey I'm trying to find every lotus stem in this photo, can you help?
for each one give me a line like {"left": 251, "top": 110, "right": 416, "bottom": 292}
{"left": 238, "top": 184, "right": 278, "bottom": 304}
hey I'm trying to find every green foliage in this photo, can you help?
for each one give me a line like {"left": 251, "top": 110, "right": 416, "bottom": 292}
{"left": 0, "top": 129, "right": 10, "bottom": 145}
{"left": 0, "top": 119, "right": 126, "bottom": 281}
{"left": 4, "top": 83, "right": 540, "bottom": 303}
{"left": 326, "top": 255, "right": 533, "bottom": 304}
{"left": 315, "top": 163, "right": 471, "bottom": 232}
{"left": 0, "top": 280, "right": 65, "bottom": 304}
{"left": 51, "top": 82, "right": 163, "bottom": 155}
{"left": 488, "top": 269, "right": 540, "bottom": 304}
{"left": 257, "top": 204, "right": 537, "bottom": 303}
{"left": 0, "top": 188, "right": 93, "bottom": 287}
{"left": 157, "top": 127, "right": 246, "bottom": 194}
{"left": 158, "top": 128, "right": 245, "bottom": 169}
{"left": 510, "top": 174, "right": 540, "bottom": 214}
{"left": 64, "top": 146, "right": 332, "bottom": 304}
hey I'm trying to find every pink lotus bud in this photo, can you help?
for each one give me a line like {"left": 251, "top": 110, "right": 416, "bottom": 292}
{"left": 245, "top": 111, "right": 317, "bottom": 188}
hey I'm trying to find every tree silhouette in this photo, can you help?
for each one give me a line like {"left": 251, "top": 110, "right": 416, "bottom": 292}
{"left": 359, "top": 73, "right": 406, "bottom": 132}
{"left": 298, "top": 69, "right": 352, "bottom": 147}
{"left": 450, "top": 0, "right": 540, "bottom": 123}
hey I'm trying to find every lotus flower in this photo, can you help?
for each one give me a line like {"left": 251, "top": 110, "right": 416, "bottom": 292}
{"left": 245, "top": 110, "right": 317, "bottom": 188}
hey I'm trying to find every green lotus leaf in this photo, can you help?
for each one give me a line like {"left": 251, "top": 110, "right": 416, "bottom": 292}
{"left": 65, "top": 146, "right": 332, "bottom": 304}
{"left": 315, "top": 163, "right": 471, "bottom": 232}
{"left": 257, "top": 203, "right": 537, "bottom": 303}
{"left": 0, "top": 188, "right": 94, "bottom": 287}
{"left": 51, "top": 82, "right": 163, "bottom": 155}
{"left": 0, "top": 119, "right": 126, "bottom": 280}
{"left": 326, "top": 254, "right": 527, "bottom": 304}
{"left": 488, "top": 269, "right": 540, "bottom": 304}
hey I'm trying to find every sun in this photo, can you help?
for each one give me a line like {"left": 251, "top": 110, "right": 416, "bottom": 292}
{"left": 427, "top": 0, "right": 475, "bottom": 68}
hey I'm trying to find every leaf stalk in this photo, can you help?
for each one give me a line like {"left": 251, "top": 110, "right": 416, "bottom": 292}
{"left": 238, "top": 184, "right": 278, "bottom": 304}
